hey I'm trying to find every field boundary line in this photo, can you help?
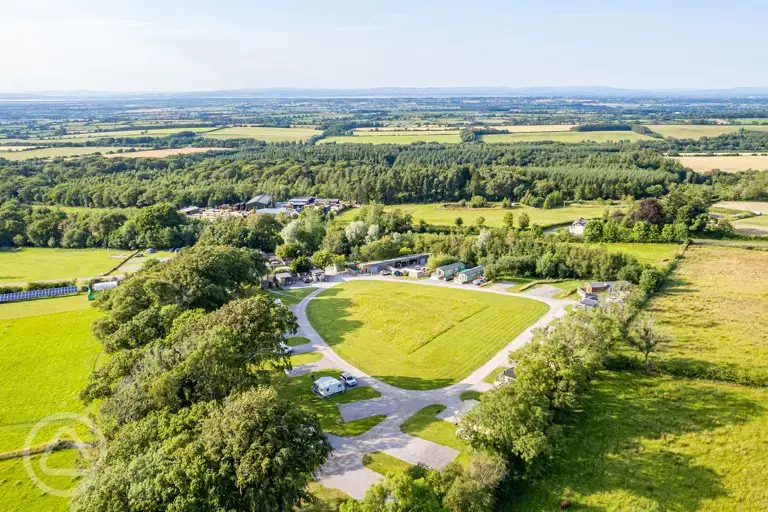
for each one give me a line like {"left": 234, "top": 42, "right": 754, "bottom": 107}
{"left": 102, "top": 249, "right": 139, "bottom": 277}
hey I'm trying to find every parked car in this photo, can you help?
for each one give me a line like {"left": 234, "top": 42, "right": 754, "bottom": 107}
{"left": 379, "top": 269, "right": 391, "bottom": 276}
{"left": 340, "top": 372, "right": 357, "bottom": 386}
{"left": 146, "top": 248, "right": 156, "bottom": 254}
{"left": 473, "top": 278, "right": 487, "bottom": 286}
{"left": 303, "top": 275, "right": 312, "bottom": 283}
{"left": 279, "top": 342, "right": 293, "bottom": 355}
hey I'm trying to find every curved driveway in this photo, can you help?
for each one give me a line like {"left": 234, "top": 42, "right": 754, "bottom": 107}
{"left": 290, "top": 275, "right": 572, "bottom": 499}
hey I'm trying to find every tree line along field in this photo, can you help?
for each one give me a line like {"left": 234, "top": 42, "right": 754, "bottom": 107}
{"left": 647, "top": 124, "right": 768, "bottom": 139}
{"left": 321, "top": 130, "right": 654, "bottom": 145}
{"left": 336, "top": 202, "right": 620, "bottom": 229}
{"left": 306, "top": 280, "right": 549, "bottom": 390}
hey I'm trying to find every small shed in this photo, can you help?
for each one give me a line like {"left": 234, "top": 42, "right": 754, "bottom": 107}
{"left": 275, "top": 272, "right": 293, "bottom": 287}
{"left": 586, "top": 282, "right": 611, "bottom": 294}
{"left": 568, "top": 218, "right": 588, "bottom": 236}
{"left": 576, "top": 297, "right": 600, "bottom": 309}
{"left": 311, "top": 269, "right": 327, "bottom": 282}
{"left": 496, "top": 367, "right": 517, "bottom": 384}
{"left": 577, "top": 288, "right": 597, "bottom": 300}
{"left": 434, "top": 262, "right": 465, "bottom": 279}
{"left": 312, "top": 376, "right": 345, "bottom": 398}
{"left": 457, "top": 266, "right": 484, "bottom": 284}
{"left": 179, "top": 205, "right": 201, "bottom": 216}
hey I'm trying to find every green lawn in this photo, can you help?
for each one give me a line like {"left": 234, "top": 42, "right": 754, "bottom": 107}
{"left": 203, "top": 126, "right": 321, "bottom": 141}
{"left": 291, "top": 352, "right": 323, "bottom": 366}
{"left": 0, "top": 302, "right": 101, "bottom": 453}
{"left": 480, "top": 131, "right": 654, "bottom": 143}
{"left": 266, "top": 287, "right": 318, "bottom": 306}
{"left": 645, "top": 246, "right": 768, "bottom": 385}
{"left": 275, "top": 370, "right": 385, "bottom": 437}
{"left": 483, "top": 366, "right": 507, "bottom": 385}
{"left": 509, "top": 371, "right": 768, "bottom": 511}
{"left": 460, "top": 391, "right": 483, "bottom": 401}
{"left": 401, "top": 405, "right": 470, "bottom": 467}
{"left": 306, "top": 281, "right": 548, "bottom": 389}
{"left": 337, "top": 202, "right": 618, "bottom": 230}
{"left": 585, "top": 242, "right": 682, "bottom": 267}
{"left": 287, "top": 336, "right": 311, "bottom": 346}
{"left": 321, "top": 133, "right": 461, "bottom": 144}
{"left": 362, "top": 451, "right": 413, "bottom": 476}
{"left": 300, "top": 481, "right": 350, "bottom": 512}
{"left": 0, "top": 294, "right": 90, "bottom": 321}
{"left": 0, "top": 247, "right": 126, "bottom": 284}
{"left": 0, "top": 451, "right": 80, "bottom": 511}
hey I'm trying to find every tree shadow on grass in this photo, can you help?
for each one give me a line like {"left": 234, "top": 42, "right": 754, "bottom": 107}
{"left": 508, "top": 371, "right": 766, "bottom": 511}
{"left": 305, "top": 288, "right": 363, "bottom": 346}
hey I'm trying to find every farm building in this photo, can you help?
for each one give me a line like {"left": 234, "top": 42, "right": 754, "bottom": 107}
{"left": 577, "top": 288, "right": 598, "bottom": 300}
{"left": 245, "top": 194, "right": 273, "bottom": 210}
{"left": 576, "top": 297, "right": 599, "bottom": 309}
{"left": 405, "top": 268, "right": 430, "bottom": 278}
{"left": 275, "top": 272, "right": 293, "bottom": 286}
{"left": 312, "top": 376, "right": 345, "bottom": 398}
{"left": 433, "top": 262, "right": 465, "bottom": 279}
{"left": 359, "top": 253, "right": 429, "bottom": 274}
{"left": 585, "top": 282, "right": 611, "bottom": 293}
{"left": 457, "top": 266, "right": 484, "bottom": 284}
{"left": 287, "top": 197, "right": 315, "bottom": 209}
{"left": 568, "top": 218, "right": 588, "bottom": 235}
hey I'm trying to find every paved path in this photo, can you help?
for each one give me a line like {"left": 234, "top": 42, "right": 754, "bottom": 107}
{"left": 286, "top": 275, "right": 573, "bottom": 499}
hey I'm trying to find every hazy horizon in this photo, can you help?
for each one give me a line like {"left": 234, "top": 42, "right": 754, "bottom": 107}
{"left": 3, "top": 0, "right": 768, "bottom": 93}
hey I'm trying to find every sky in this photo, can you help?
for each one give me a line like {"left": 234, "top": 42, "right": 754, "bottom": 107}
{"left": 2, "top": 0, "right": 768, "bottom": 92}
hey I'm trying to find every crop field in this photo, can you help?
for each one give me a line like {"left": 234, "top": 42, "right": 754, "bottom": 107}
{"left": 711, "top": 201, "right": 768, "bottom": 214}
{"left": 0, "top": 147, "right": 127, "bottom": 160}
{"left": 511, "top": 371, "right": 768, "bottom": 511}
{"left": 306, "top": 281, "right": 548, "bottom": 389}
{"left": 337, "top": 202, "right": 617, "bottom": 229}
{"left": 647, "top": 245, "right": 768, "bottom": 384}
{"left": 480, "top": 131, "right": 654, "bottom": 143}
{"left": 646, "top": 124, "right": 768, "bottom": 139}
{"left": 48, "top": 126, "right": 217, "bottom": 143}
{"left": 585, "top": 243, "right": 681, "bottom": 267}
{"left": 202, "top": 126, "right": 321, "bottom": 141}
{"left": 731, "top": 215, "right": 768, "bottom": 236}
{"left": 494, "top": 124, "right": 575, "bottom": 132}
{"left": 104, "top": 147, "right": 228, "bottom": 158}
{"left": 674, "top": 155, "right": 768, "bottom": 173}
{"left": 321, "top": 133, "right": 461, "bottom": 144}
{"left": 0, "top": 247, "right": 128, "bottom": 284}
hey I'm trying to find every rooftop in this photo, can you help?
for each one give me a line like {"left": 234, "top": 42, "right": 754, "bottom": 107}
{"left": 360, "top": 253, "right": 429, "bottom": 268}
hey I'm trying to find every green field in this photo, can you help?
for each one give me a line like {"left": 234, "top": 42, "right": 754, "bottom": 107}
{"left": 0, "top": 247, "right": 126, "bottom": 284}
{"left": 647, "top": 245, "right": 768, "bottom": 384}
{"left": 306, "top": 281, "right": 548, "bottom": 389}
{"left": 0, "top": 147, "right": 127, "bottom": 161}
{"left": 203, "top": 126, "right": 321, "bottom": 141}
{"left": 510, "top": 371, "right": 768, "bottom": 511}
{"left": 337, "top": 202, "right": 617, "bottom": 229}
{"left": 0, "top": 451, "right": 79, "bottom": 512}
{"left": 46, "top": 126, "right": 216, "bottom": 143}
{"left": 275, "top": 370, "right": 385, "bottom": 437}
{"left": 291, "top": 351, "right": 323, "bottom": 366}
{"left": 401, "top": 404, "right": 471, "bottom": 467}
{"left": 732, "top": 215, "right": 768, "bottom": 236}
{"left": 265, "top": 287, "right": 318, "bottom": 306}
{"left": 321, "top": 133, "right": 461, "bottom": 144}
{"left": 0, "top": 297, "right": 101, "bottom": 453}
{"left": 480, "top": 131, "right": 654, "bottom": 143}
{"left": 585, "top": 242, "right": 681, "bottom": 267}
{"left": 646, "top": 124, "right": 768, "bottom": 139}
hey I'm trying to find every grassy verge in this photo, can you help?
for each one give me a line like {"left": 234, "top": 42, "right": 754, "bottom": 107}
{"left": 460, "top": 391, "right": 483, "bottom": 401}
{"left": 291, "top": 352, "right": 323, "bottom": 366}
{"left": 287, "top": 336, "right": 311, "bottom": 346}
{"left": 401, "top": 405, "right": 471, "bottom": 467}
{"left": 483, "top": 366, "right": 506, "bottom": 385}
{"left": 363, "top": 451, "right": 413, "bottom": 476}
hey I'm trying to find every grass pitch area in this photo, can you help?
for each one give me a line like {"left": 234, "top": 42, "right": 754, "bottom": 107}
{"left": 0, "top": 247, "right": 125, "bottom": 284}
{"left": 510, "top": 371, "right": 768, "bottom": 511}
{"left": 306, "top": 281, "right": 548, "bottom": 389}
{"left": 585, "top": 242, "right": 681, "bottom": 267}
{"left": 401, "top": 404, "right": 471, "bottom": 467}
{"left": 647, "top": 245, "right": 768, "bottom": 384}
{"left": 337, "top": 202, "right": 617, "bottom": 229}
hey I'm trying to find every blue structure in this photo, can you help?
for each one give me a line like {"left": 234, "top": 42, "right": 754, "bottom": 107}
{"left": 0, "top": 285, "right": 78, "bottom": 303}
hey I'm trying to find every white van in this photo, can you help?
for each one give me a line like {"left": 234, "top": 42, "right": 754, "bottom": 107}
{"left": 312, "top": 376, "right": 345, "bottom": 398}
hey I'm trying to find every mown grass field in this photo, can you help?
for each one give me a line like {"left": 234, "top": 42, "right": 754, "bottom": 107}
{"left": 647, "top": 245, "right": 768, "bottom": 384}
{"left": 732, "top": 215, "right": 768, "bottom": 236}
{"left": 275, "top": 369, "right": 385, "bottom": 437}
{"left": 0, "top": 247, "right": 126, "bottom": 284}
{"left": 103, "top": 147, "right": 227, "bottom": 159}
{"left": 203, "top": 126, "right": 321, "bottom": 141}
{"left": 647, "top": 124, "right": 768, "bottom": 139}
{"left": 306, "top": 281, "right": 548, "bottom": 389}
{"left": 0, "top": 296, "right": 101, "bottom": 453}
{"left": 585, "top": 242, "right": 681, "bottom": 267}
{"left": 480, "top": 131, "right": 654, "bottom": 143}
{"left": 337, "top": 202, "right": 617, "bottom": 229}
{"left": 675, "top": 155, "right": 768, "bottom": 173}
{"left": 0, "top": 451, "right": 80, "bottom": 512}
{"left": 321, "top": 133, "right": 461, "bottom": 144}
{"left": 0, "top": 147, "right": 127, "bottom": 161}
{"left": 510, "top": 371, "right": 768, "bottom": 511}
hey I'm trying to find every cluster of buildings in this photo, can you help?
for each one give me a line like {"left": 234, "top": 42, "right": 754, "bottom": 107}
{"left": 179, "top": 195, "right": 350, "bottom": 220}
{"left": 576, "top": 280, "right": 632, "bottom": 308}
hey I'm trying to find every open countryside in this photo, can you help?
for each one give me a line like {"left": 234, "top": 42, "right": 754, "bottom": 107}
{"left": 202, "top": 126, "right": 322, "bottom": 141}
{"left": 675, "top": 154, "right": 768, "bottom": 173}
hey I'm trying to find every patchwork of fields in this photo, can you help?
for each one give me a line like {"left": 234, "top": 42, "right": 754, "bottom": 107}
{"left": 202, "top": 126, "right": 321, "bottom": 141}
{"left": 0, "top": 147, "right": 126, "bottom": 160}
{"left": 322, "top": 129, "right": 653, "bottom": 144}
{"left": 675, "top": 154, "right": 768, "bottom": 173}
{"left": 306, "top": 280, "right": 548, "bottom": 389}
{"left": 647, "top": 124, "right": 768, "bottom": 139}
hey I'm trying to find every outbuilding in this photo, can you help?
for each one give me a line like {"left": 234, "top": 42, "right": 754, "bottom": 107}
{"left": 585, "top": 282, "right": 611, "bottom": 294}
{"left": 311, "top": 269, "right": 327, "bottom": 282}
{"left": 312, "top": 376, "right": 345, "bottom": 398}
{"left": 495, "top": 366, "right": 517, "bottom": 384}
{"left": 434, "top": 262, "right": 465, "bottom": 279}
{"left": 275, "top": 272, "right": 294, "bottom": 287}
{"left": 359, "top": 253, "right": 429, "bottom": 274}
{"left": 457, "top": 266, "right": 484, "bottom": 284}
{"left": 179, "top": 205, "right": 201, "bottom": 216}
{"left": 245, "top": 194, "right": 273, "bottom": 210}
{"left": 568, "top": 218, "right": 588, "bottom": 236}
{"left": 576, "top": 297, "right": 600, "bottom": 309}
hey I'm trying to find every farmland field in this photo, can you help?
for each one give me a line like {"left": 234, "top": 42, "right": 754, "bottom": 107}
{"left": 104, "top": 147, "right": 227, "bottom": 158}
{"left": 0, "top": 147, "right": 127, "bottom": 160}
{"left": 337, "top": 202, "right": 617, "bottom": 229}
{"left": 510, "top": 371, "right": 768, "bottom": 511}
{"left": 480, "top": 131, "right": 654, "bottom": 143}
{"left": 493, "top": 124, "right": 575, "bottom": 132}
{"left": 321, "top": 133, "right": 461, "bottom": 144}
{"left": 711, "top": 201, "right": 768, "bottom": 214}
{"left": 732, "top": 215, "right": 768, "bottom": 236}
{"left": 647, "top": 245, "right": 768, "bottom": 384}
{"left": 674, "top": 155, "right": 768, "bottom": 173}
{"left": 0, "top": 247, "right": 128, "bottom": 284}
{"left": 585, "top": 243, "right": 681, "bottom": 267}
{"left": 647, "top": 124, "right": 768, "bottom": 138}
{"left": 0, "top": 451, "right": 79, "bottom": 512}
{"left": 306, "top": 281, "right": 548, "bottom": 389}
{"left": 202, "top": 126, "right": 321, "bottom": 141}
